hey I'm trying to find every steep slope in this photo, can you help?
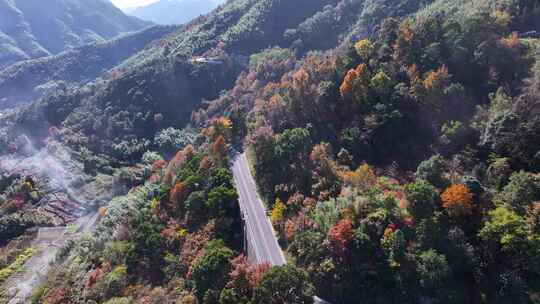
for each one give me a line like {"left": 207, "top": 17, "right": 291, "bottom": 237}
{"left": 129, "top": 0, "right": 225, "bottom": 25}
{"left": 192, "top": 0, "right": 540, "bottom": 302}
{"left": 0, "top": 25, "right": 177, "bottom": 107}
{"left": 0, "top": 0, "right": 151, "bottom": 69}
{"left": 0, "top": 0, "right": 341, "bottom": 165}
{"left": 3, "top": 0, "right": 540, "bottom": 303}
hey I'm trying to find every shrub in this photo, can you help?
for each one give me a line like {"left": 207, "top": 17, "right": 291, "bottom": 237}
{"left": 342, "top": 164, "right": 377, "bottom": 191}
{"left": 103, "top": 297, "right": 134, "bottom": 304}
{"left": 91, "top": 266, "right": 128, "bottom": 300}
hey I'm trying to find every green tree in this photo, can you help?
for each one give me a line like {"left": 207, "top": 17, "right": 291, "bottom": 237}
{"left": 252, "top": 265, "right": 315, "bottom": 304}
{"left": 416, "top": 250, "right": 451, "bottom": 300}
{"left": 274, "top": 127, "right": 311, "bottom": 162}
{"left": 185, "top": 191, "right": 206, "bottom": 221}
{"left": 479, "top": 207, "right": 528, "bottom": 253}
{"left": 210, "top": 168, "right": 234, "bottom": 189}
{"left": 206, "top": 186, "right": 238, "bottom": 218}
{"left": 191, "top": 240, "right": 234, "bottom": 301}
{"left": 415, "top": 154, "right": 447, "bottom": 188}
{"left": 370, "top": 70, "right": 393, "bottom": 95}
{"left": 495, "top": 171, "right": 540, "bottom": 215}
{"left": 405, "top": 180, "right": 439, "bottom": 221}
{"left": 125, "top": 209, "right": 164, "bottom": 281}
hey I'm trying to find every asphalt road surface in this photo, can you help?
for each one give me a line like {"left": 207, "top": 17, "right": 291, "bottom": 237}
{"left": 232, "top": 153, "right": 286, "bottom": 266}
{"left": 231, "top": 153, "right": 331, "bottom": 304}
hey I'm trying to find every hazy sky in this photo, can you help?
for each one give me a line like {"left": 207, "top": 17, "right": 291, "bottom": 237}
{"left": 110, "top": 0, "right": 160, "bottom": 9}
{"left": 111, "top": 0, "right": 225, "bottom": 9}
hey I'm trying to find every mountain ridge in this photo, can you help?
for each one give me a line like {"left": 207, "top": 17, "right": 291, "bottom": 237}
{"left": 129, "top": 0, "right": 226, "bottom": 25}
{"left": 0, "top": 0, "right": 151, "bottom": 69}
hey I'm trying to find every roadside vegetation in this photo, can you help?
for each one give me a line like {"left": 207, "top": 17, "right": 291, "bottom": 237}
{"left": 0, "top": 0, "right": 539, "bottom": 303}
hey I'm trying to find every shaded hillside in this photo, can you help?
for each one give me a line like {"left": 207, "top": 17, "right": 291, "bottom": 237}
{"left": 129, "top": 0, "right": 225, "bottom": 25}
{"left": 0, "top": 0, "right": 346, "bottom": 166}
{"left": 0, "top": 25, "right": 177, "bottom": 107}
{"left": 0, "top": 0, "right": 151, "bottom": 69}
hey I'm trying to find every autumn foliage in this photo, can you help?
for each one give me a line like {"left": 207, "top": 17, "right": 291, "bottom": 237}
{"left": 342, "top": 164, "right": 378, "bottom": 191}
{"left": 204, "top": 116, "right": 233, "bottom": 141}
{"left": 44, "top": 288, "right": 73, "bottom": 304}
{"left": 152, "top": 159, "right": 167, "bottom": 172}
{"left": 164, "top": 145, "right": 195, "bottom": 185}
{"left": 501, "top": 32, "right": 520, "bottom": 48}
{"left": 441, "top": 184, "right": 474, "bottom": 217}
{"left": 328, "top": 219, "right": 354, "bottom": 256}
{"left": 226, "top": 255, "right": 271, "bottom": 297}
{"left": 170, "top": 181, "right": 188, "bottom": 205}
{"left": 212, "top": 135, "right": 227, "bottom": 159}
{"left": 423, "top": 65, "right": 450, "bottom": 92}
{"left": 270, "top": 198, "right": 285, "bottom": 224}
{"left": 340, "top": 63, "right": 370, "bottom": 101}
{"left": 355, "top": 39, "right": 374, "bottom": 61}
{"left": 284, "top": 219, "right": 297, "bottom": 240}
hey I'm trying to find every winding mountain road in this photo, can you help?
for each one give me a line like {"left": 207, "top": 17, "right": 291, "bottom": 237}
{"left": 232, "top": 153, "right": 286, "bottom": 266}
{"left": 231, "top": 153, "right": 330, "bottom": 304}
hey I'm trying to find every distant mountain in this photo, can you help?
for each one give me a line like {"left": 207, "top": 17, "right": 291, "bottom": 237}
{"left": 0, "top": 25, "right": 177, "bottom": 107}
{"left": 1, "top": 0, "right": 340, "bottom": 162}
{"left": 0, "top": 0, "right": 151, "bottom": 69}
{"left": 129, "top": 0, "right": 225, "bottom": 25}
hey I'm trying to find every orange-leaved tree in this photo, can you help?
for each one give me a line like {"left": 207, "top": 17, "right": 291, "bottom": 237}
{"left": 204, "top": 116, "right": 233, "bottom": 141}
{"left": 212, "top": 135, "right": 227, "bottom": 159}
{"left": 441, "top": 184, "right": 474, "bottom": 217}
{"left": 340, "top": 63, "right": 370, "bottom": 102}
{"left": 170, "top": 181, "right": 188, "bottom": 205}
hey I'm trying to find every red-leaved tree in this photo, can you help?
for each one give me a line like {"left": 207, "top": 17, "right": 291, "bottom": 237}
{"left": 328, "top": 219, "right": 354, "bottom": 256}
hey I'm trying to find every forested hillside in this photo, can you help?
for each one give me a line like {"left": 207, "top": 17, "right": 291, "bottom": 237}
{"left": 0, "top": 25, "right": 177, "bottom": 107}
{"left": 0, "top": 0, "right": 539, "bottom": 303}
{"left": 197, "top": 0, "right": 540, "bottom": 302}
{"left": 1, "top": 0, "right": 359, "bottom": 167}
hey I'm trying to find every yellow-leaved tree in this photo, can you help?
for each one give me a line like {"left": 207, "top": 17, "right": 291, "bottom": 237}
{"left": 270, "top": 198, "right": 285, "bottom": 224}
{"left": 354, "top": 39, "right": 374, "bottom": 61}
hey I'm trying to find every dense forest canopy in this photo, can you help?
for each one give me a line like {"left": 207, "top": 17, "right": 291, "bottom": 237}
{"left": 0, "top": 0, "right": 539, "bottom": 303}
